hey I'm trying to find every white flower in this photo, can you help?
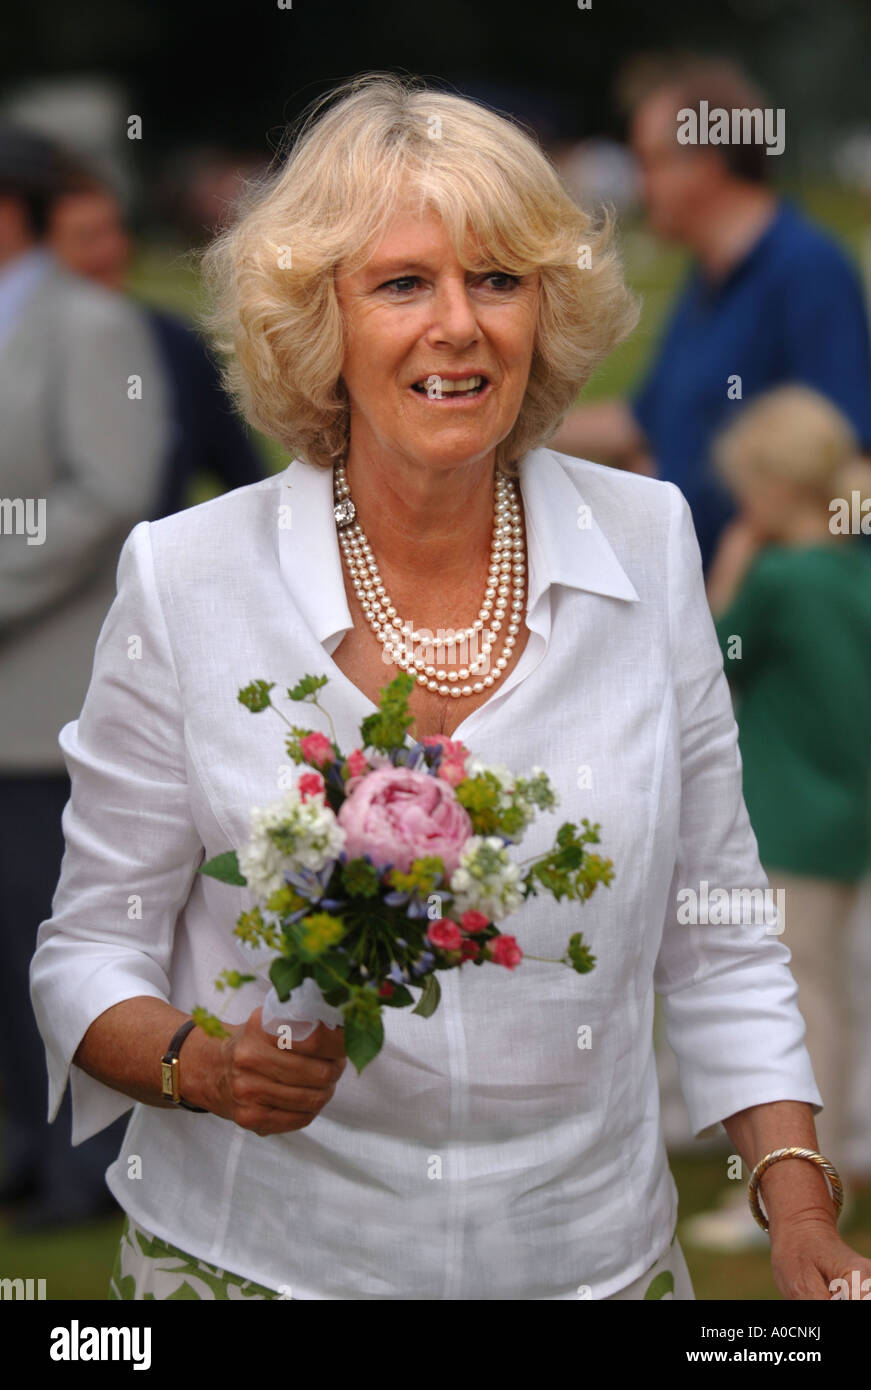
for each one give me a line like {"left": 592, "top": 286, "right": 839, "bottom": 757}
{"left": 466, "top": 757, "right": 515, "bottom": 795}
{"left": 238, "top": 788, "right": 346, "bottom": 902}
{"left": 449, "top": 834, "right": 525, "bottom": 922}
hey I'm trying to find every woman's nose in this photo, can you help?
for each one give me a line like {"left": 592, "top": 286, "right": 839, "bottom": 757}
{"left": 427, "top": 277, "right": 480, "bottom": 344}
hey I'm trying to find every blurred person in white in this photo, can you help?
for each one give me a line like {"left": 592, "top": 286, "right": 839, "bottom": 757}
{"left": 681, "top": 386, "right": 871, "bottom": 1251}
{"left": 0, "top": 123, "right": 170, "bottom": 1228}
{"left": 28, "top": 75, "right": 871, "bottom": 1300}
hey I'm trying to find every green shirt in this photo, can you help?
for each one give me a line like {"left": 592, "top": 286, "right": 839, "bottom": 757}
{"left": 714, "top": 541, "right": 871, "bottom": 881}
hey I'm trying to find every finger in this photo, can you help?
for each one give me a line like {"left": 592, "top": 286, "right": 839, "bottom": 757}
{"left": 239, "top": 1044, "right": 344, "bottom": 1091}
{"left": 232, "top": 1077, "right": 336, "bottom": 1116}
{"left": 291, "top": 1022, "right": 347, "bottom": 1060}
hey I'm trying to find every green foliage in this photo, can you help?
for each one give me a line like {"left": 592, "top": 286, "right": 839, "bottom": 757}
{"left": 386, "top": 855, "right": 445, "bottom": 896}
{"left": 234, "top": 906, "right": 281, "bottom": 951}
{"left": 379, "top": 983, "right": 414, "bottom": 1007}
{"left": 191, "top": 1006, "right": 230, "bottom": 1039}
{"left": 312, "top": 950, "right": 351, "bottom": 993}
{"left": 269, "top": 955, "right": 306, "bottom": 1001}
{"left": 565, "top": 933, "right": 597, "bottom": 974}
{"left": 295, "top": 911, "right": 346, "bottom": 961}
{"left": 340, "top": 856, "right": 381, "bottom": 897}
{"left": 455, "top": 772, "right": 528, "bottom": 838}
{"left": 343, "top": 990, "right": 384, "bottom": 1073}
{"left": 238, "top": 680, "right": 275, "bottom": 712}
{"left": 215, "top": 970, "right": 256, "bottom": 991}
{"left": 198, "top": 850, "right": 247, "bottom": 885}
{"left": 524, "top": 820, "right": 615, "bottom": 904}
{"left": 411, "top": 972, "right": 441, "bottom": 1018}
{"left": 287, "top": 674, "right": 330, "bottom": 701}
{"left": 359, "top": 671, "right": 417, "bottom": 751}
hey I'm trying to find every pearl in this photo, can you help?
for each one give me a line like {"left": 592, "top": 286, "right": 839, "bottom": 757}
{"left": 333, "top": 461, "right": 526, "bottom": 702}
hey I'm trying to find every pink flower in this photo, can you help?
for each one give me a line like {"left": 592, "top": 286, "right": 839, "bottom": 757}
{"left": 347, "top": 749, "right": 369, "bottom": 777}
{"left": 427, "top": 918, "right": 464, "bottom": 951}
{"left": 460, "top": 938, "right": 480, "bottom": 961}
{"left": 488, "top": 934, "right": 523, "bottom": 970}
{"left": 460, "top": 909, "right": 490, "bottom": 934}
{"left": 299, "top": 731, "right": 336, "bottom": 769}
{"left": 297, "top": 771, "right": 325, "bottom": 801}
{"left": 336, "top": 766, "right": 473, "bottom": 877}
{"left": 420, "top": 735, "right": 470, "bottom": 787}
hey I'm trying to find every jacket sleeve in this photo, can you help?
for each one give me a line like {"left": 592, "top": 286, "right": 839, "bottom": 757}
{"left": 0, "top": 289, "right": 170, "bottom": 634}
{"left": 29, "top": 518, "right": 205, "bottom": 1144}
{"left": 653, "top": 483, "right": 823, "bottom": 1139}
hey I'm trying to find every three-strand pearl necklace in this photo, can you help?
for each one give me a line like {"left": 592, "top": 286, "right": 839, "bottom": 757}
{"left": 333, "top": 460, "right": 526, "bottom": 699}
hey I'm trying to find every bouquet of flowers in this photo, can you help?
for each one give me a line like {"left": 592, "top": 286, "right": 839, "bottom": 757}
{"left": 195, "top": 671, "right": 615, "bottom": 1073}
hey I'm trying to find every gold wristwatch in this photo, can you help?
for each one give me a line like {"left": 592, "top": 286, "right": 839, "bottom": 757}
{"left": 160, "top": 1018, "right": 208, "bottom": 1112}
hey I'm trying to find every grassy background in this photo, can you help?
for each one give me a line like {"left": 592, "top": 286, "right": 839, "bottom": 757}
{"left": 3, "top": 182, "right": 869, "bottom": 1299}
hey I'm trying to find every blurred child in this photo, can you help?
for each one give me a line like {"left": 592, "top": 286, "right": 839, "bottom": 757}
{"left": 683, "top": 384, "right": 871, "bottom": 1251}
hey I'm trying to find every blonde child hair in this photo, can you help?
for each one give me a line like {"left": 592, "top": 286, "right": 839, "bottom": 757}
{"left": 712, "top": 384, "right": 871, "bottom": 526}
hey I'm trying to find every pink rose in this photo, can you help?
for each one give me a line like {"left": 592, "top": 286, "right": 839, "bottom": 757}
{"left": 297, "top": 771, "right": 325, "bottom": 801}
{"left": 336, "top": 766, "right": 473, "bottom": 877}
{"left": 488, "top": 934, "right": 523, "bottom": 970}
{"left": 460, "top": 909, "right": 490, "bottom": 934}
{"left": 420, "top": 735, "right": 470, "bottom": 787}
{"left": 299, "top": 731, "right": 336, "bottom": 769}
{"left": 460, "top": 938, "right": 480, "bottom": 961}
{"left": 427, "top": 918, "right": 464, "bottom": 951}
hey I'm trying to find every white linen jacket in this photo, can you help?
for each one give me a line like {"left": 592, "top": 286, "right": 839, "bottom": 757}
{"left": 30, "top": 447, "right": 822, "bottom": 1300}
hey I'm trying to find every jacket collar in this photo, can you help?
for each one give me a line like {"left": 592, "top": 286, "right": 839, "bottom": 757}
{"left": 277, "top": 447, "right": 639, "bottom": 650}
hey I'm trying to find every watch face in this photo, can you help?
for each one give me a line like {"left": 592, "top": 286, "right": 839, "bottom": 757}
{"left": 161, "top": 1059, "right": 178, "bottom": 1100}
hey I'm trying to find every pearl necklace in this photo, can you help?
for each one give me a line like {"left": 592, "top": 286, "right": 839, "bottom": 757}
{"left": 333, "top": 461, "right": 526, "bottom": 699}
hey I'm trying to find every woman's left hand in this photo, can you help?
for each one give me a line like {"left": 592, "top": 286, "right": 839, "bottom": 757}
{"left": 770, "top": 1215, "right": 871, "bottom": 1299}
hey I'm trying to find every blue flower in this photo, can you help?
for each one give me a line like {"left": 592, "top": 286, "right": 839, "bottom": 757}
{"left": 383, "top": 890, "right": 410, "bottom": 908}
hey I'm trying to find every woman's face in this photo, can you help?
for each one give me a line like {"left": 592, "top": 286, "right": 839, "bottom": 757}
{"left": 335, "top": 205, "right": 540, "bottom": 478}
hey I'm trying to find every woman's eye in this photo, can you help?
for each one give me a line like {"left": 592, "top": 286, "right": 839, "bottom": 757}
{"left": 481, "top": 272, "right": 521, "bottom": 291}
{"left": 379, "top": 272, "right": 522, "bottom": 295}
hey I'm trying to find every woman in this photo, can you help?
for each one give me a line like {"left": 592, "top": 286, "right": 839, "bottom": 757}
{"left": 30, "top": 73, "right": 870, "bottom": 1300}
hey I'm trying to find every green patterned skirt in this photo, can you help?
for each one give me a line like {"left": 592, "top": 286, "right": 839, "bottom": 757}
{"left": 108, "top": 1211, "right": 694, "bottom": 1300}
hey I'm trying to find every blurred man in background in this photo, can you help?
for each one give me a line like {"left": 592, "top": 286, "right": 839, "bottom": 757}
{"left": 47, "top": 172, "right": 266, "bottom": 517}
{"left": 0, "top": 124, "right": 169, "bottom": 1228}
{"left": 549, "top": 57, "right": 871, "bottom": 574}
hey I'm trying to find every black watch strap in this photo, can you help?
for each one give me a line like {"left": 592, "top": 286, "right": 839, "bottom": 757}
{"left": 160, "top": 1018, "right": 208, "bottom": 1112}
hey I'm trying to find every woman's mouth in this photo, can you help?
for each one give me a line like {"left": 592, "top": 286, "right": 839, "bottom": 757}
{"left": 410, "top": 374, "right": 491, "bottom": 402}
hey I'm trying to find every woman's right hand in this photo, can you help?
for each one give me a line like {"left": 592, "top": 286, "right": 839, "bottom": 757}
{"left": 188, "top": 1006, "right": 348, "bottom": 1136}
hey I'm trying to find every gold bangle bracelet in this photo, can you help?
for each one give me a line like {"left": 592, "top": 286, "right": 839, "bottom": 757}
{"left": 747, "top": 1146, "right": 844, "bottom": 1233}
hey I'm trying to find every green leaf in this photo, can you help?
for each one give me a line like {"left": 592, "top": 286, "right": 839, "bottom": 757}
{"left": 359, "top": 671, "right": 417, "bottom": 751}
{"left": 191, "top": 1006, "right": 230, "bottom": 1040}
{"left": 380, "top": 983, "right": 414, "bottom": 1007}
{"left": 287, "top": 674, "right": 329, "bottom": 701}
{"left": 411, "top": 972, "right": 441, "bottom": 1018}
{"left": 566, "top": 932, "right": 597, "bottom": 974}
{"left": 322, "top": 985, "right": 352, "bottom": 1007}
{"left": 344, "top": 1007, "right": 384, "bottom": 1074}
{"left": 313, "top": 950, "right": 351, "bottom": 991}
{"left": 197, "top": 850, "right": 246, "bottom": 885}
{"left": 269, "top": 955, "right": 306, "bottom": 1001}
{"left": 238, "top": 680, "right": 275, "bottom": 712}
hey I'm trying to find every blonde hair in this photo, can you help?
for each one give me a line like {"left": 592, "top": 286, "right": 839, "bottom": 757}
{"left": 199, "top": 72, "right": 640, "bottom": 475}
{"left": 713, "top": 384, "right": 871, "bottom": 508}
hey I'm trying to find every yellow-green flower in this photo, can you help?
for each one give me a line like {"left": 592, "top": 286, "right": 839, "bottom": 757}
{"left": 298, "top": 911, "right": 345, "bottom": 959}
